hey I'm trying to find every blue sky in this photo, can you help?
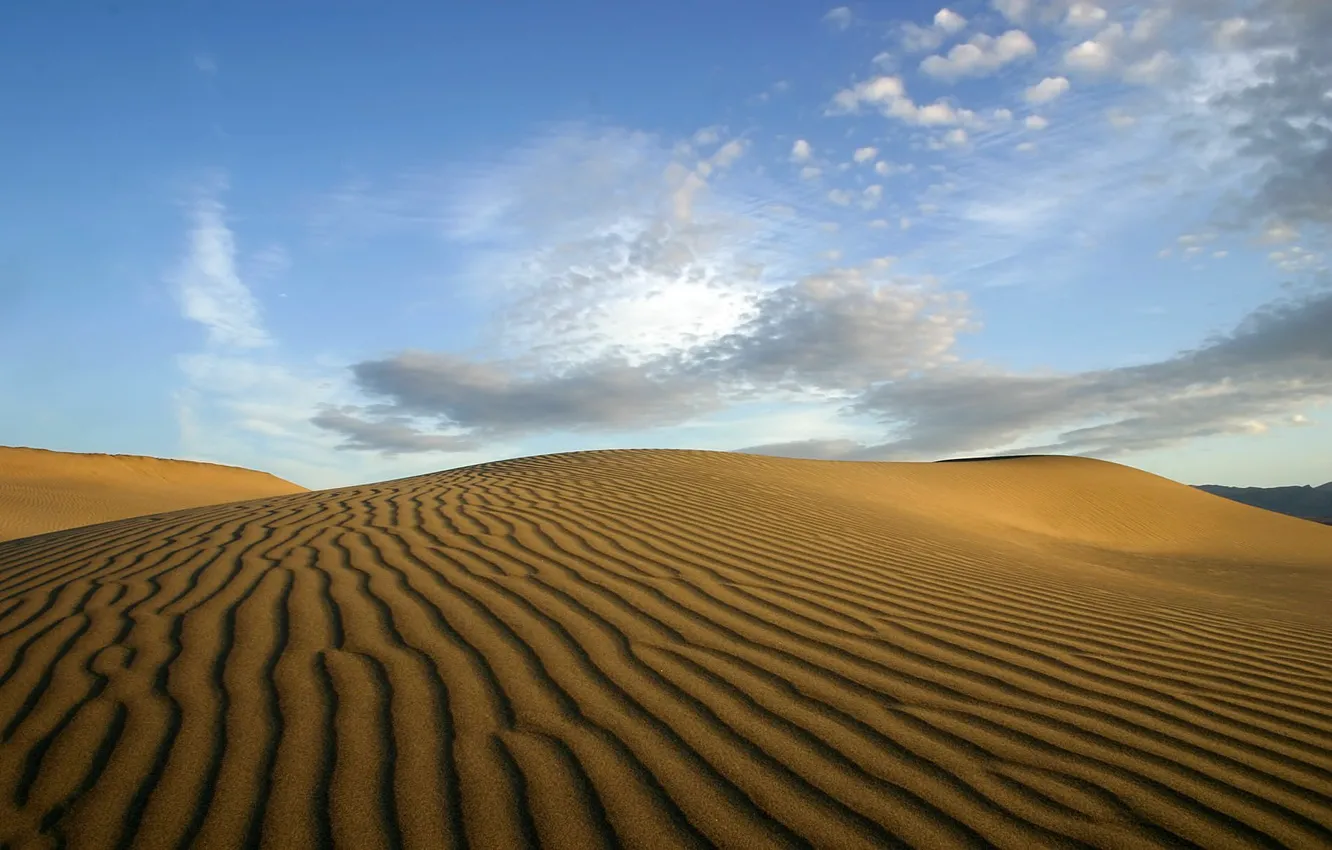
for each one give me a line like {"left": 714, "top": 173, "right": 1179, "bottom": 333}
{"left": 2, "top": 0, "right": 1329, "bottom": 489}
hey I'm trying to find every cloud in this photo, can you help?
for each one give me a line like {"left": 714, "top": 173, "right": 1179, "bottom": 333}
{"left": 991, "top": 0, "right": 1029, "bottom": 24}
{"left": 853, "top": 146, "right": 878, "bottom": 163}
{"left": 688, "top": 265, "right": 970, "bottom": 391}
{"left": 1200, "top": 0, "right": 1332, "bottom": 228}
{"left": 1065, "top": 3, "right": 1107, "bottom": 28}
{"left": 1123, "top": 49, "right": 1174, "bottom": 84}
{"left": 862, "top": 185, "right": 884, "bottom": 208}
{"left": 823, "top": 6, "right": 853, "bottom": 30}
{"left": 736, "top": 438, "right": 868, "bottom": 460}
{"left": 827, "top": 188, "right": 854, "bottom": 206}
{"left": 827, "top": 75, "right": 980, "bottom": 127}
{"left": 801, "top": 166, "right": 823, "bottom": 180}
{"left": 330, "top": 260, "right": 974, "bottom": 452}
{"left": 1064, "top": 37, "right": 1115, "bottom": 72}
{"left": 1106, "top": 108, "right": 1137, "bottom": 128}
{"left": 929, "top": 128, "right": 970, "bottom": 149}
{"left": 345, "top": 352, "right": 719, "bottom": 435}
{"left": 1212, "top": 17, "right": 1250, "bottom": 50}
{"left": 791, "top": 139, "right": 813, "bottom": 161}
{"left": 920, "top": 30, "right": 1037, "bottom": 80}
{"left": 898, "top": 6, "right": 970, "bottom": 53}
{"left": 934, "top": 8, "right": 968, "bottom": 34}
{"left": 1259, "top": 220, "right": 1300, "bottom": 244}
{"left": 311, "top": 407, "right": 479, "bottom": 455}
{"left": 710, "top": 138, "right": 749, "bottom": 169}
{"left": 874, "top": 160, "right": 912, "bottom": 176}
{"left": 751, "top": 288, "right": 1332, "bottom": 461}
{"left": 1130, "top": 7, "right": 1171, "bottom": 44}
{"left": 899, "top": 23, "right": 946, "bottom": 54}
{"left": 1024, "top": 114, "right": 1049, "bottom": 130}
{"left": 171, "top": 191, "right": 270, "bottom": 349}
{"left": 1024, "top": 76, "right": 1071, "bottom": 104}
{"left": 828, "top": 75, "right": 907, "bottom": 114}
{"left": 692, "top": 126, "right": 722, "bottom": 147}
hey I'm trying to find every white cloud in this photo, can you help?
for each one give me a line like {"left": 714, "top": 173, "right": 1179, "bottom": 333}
{"left": 1015, "top": 141, "right": 1037, "bottom": 152}
{"left": 1268, "top": 246, "right": 1327, "bottom": 274}
{"left": 899, "top": 23, "right": 945, "bottom": 54}
{"left": 828, "top": 188, "right": 854, "bottom": 206}
{"left": 869, "top": 218, "right": 890, "bottom": 229}
{"left": 943, "top": 128, "right": 970, "bottom": 148}
{"left": 920, "top": 30, "right": 1037, "bottom": 80}
{"left": 1130, "top": 8, "right": 1170, "bottom": 43}
{"left": 711, "top": 138, "right": 748, "bottom": 169}
{"left": 991, "top": 0, "right": 1029, "bottom": 24}
{"left": 828, "top": 76, "right": 980, "bottom": 129}
{"left": 1123, "top": 50, "right": 1173, "bottom": 84}
{"left": 992, "top": 107, "right": 1014, "bottom": 122}
{"left": 693, "top": 126, "right": 722, "bottom": 147}
{"left": 801, "top": 165, "right": 823, "bottom": 180}
{"left": 1212, "top": 17, "right": 1250, "bottom": 50}
{"left": 1024, "top": 76, "right": 1070, "bottom": 104}
{"left": 823, "top": 6, "right": 852, "bottom": 30}
{"left": 1065, "top": 40, "right": 1113, "bottom": 71}
{"left": 828, "top": 75, "right": 907, "bottom": 113}
{"left": 853, "top": 146, "right": 879, "bottom": 163}
{"left": 934, "top": 8, "right": 967, "bottom": 34}
{"left": 862, "top": 184, "right": 884, "bottom": 208}
{"left": 1063, "top": 24, "right": 1124, "bottom": 72}
{"left": 1106, "top": 108, "right": 1136, "bottom": 128}
{"left": 1259, "top": 221, "right": 1299, "bottom": 244}
{"left": 791, "top": 139, "right": 813, "bottom": 161}
{"left": 1024, "top": 115, "right": 1049, "bottom": 130}
{"left": 1065, "top": 3, "right": 1107, "bottom": 28}
{"left": 898, "top": 7, "right": 970, "bottom": 54}
{"left": 917, "top": 102, "right": 962, "bottom": 125}
{"left": 172, "top": 192, "right": 270, "bottom": 349}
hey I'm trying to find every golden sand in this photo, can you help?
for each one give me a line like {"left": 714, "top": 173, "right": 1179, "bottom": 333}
{"left": 0, "top": 446, "right": 306, "bottom": 542}
{"left": 0, "top": 449, "right": 1329, "bottom": 848}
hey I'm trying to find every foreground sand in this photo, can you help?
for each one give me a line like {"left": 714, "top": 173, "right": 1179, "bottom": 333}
{"left": 0, "top": 446, "right": 306, "bottom": 542}
{"left": 0, "top": 450, "right": 1329, "bottom": 848}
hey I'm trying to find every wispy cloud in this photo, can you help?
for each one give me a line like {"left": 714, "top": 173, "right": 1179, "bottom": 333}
{"left": 171, "top": 190, "right": 270, "bottom": 348}
{"left": 822, "top": 6, "right": 853, "bottom": 31}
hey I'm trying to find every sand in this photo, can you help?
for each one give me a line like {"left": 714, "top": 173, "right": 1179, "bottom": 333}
{"left": 0, "top": 449, "right": 1329, "bottom": 849}
{"left": 0, "top": 446, "right": 306, "bottom": 543}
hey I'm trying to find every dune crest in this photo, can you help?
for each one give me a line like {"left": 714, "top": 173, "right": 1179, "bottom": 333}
{"left": 0, "top": 449, "right": 1329, "bottom": 848}
{"left": 0, "top": 446, "right": 306, "bottom": 542}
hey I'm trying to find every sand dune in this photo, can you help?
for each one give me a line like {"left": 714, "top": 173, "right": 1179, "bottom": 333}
{"left": 0, "top": 449, "right": 1329, "bottom": 848}
{"left": 0, "top": 446, "right": 306, "bottom": 543}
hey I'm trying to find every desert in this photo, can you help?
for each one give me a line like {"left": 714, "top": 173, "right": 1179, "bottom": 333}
{"left": 1, "top": 447, "right": 1329, "bottom": 848}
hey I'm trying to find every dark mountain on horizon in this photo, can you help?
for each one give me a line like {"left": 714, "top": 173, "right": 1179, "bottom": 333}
{"left": 1195, "top": 482, "right": 1332, "bottom": 524}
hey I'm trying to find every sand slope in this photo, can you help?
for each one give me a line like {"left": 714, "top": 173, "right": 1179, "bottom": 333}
{"left": 0, "top": 447, "right": 306, "bottom": 542}
{"left": 0, "top": 449, "right": 1329, "bottom": 849}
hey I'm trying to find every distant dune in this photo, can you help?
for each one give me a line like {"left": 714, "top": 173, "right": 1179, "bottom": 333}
{"left": 0, "top": 446, "right": 306, "bottom": 542}
{"left": 0, "top": 449, "right": 1329, "bottom": 848}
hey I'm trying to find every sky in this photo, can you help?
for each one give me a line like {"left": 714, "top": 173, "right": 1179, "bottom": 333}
{"left": 1, "top": 0, "right": 1329, "bottom": 490}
